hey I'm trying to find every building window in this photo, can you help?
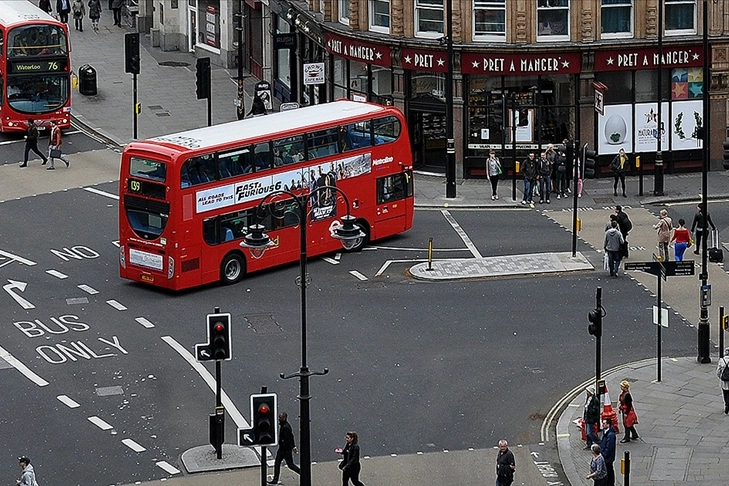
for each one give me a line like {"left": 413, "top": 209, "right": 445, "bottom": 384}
{"left": 416, "top": 0, "right": 443, "bottom": 38}
{"left": 369, "top": 0, "right": 390, "bottom": 33}
{"left": 473, "top": 0, "right": 506, "bottom": 41}
{"left": 665, "top": 0, "right": 696, "bottom": 34}
{"left": 537, "top": 0, "right": 569, "bottom": 41}
{"left": 601, "top": 0, "right": 632, "bottom": 38}
{"left": 339, "top": 0, "right": 349, "bottom": 24}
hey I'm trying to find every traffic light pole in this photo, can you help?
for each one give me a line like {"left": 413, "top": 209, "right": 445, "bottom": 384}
{"left": 236, "top": 0, "right": 246, "bottom": 120}
{"left": 653, "top": 0, "right": 665, "bottom": 196}
{"left": 133, "top": 72, "right": 138, "bottom": 139}
{"left": 444, "top": 0, "right": 456, "bottom": 198}
{"left": 595, "top": 287, "right": 602, "bottom": 385}
{"left": 657, "top": 270, "right": 662, "bottom": 382}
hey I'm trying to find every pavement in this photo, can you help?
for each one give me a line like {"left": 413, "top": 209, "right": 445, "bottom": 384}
{"left": 8, "top": 5, "right": 729, "bottom": 484}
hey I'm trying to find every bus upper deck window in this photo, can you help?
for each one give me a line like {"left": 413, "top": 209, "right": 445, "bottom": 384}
{"left": 373, "top": 116, "right": 401, "bottom": 145}
{"left": 182, "top": 154, "right": 215, "bottom": 187}
{"left": 218, "top": 148, "right": 252, "bottom": 178}
{"left": 130, "top": 157, "right": 166, "bottom": 182}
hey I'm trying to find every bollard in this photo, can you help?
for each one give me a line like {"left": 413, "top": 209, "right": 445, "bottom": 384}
{"left": 427, "top": 238, "right": 433, "bottom": 271}
{"left": 621, "top": 450, "right": 630, "bottom": 486}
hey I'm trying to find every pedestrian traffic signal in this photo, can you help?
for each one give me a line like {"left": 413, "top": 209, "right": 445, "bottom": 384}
{"left": 518, "top": 109, "right": 529, "bottom": 126}
{"left": 207, "top": 312, "right": 231, "bottom": 360}
{"left": 722, "top": 314, "right": 729, "bottom": 331}
{"left": 196, "top": 57, "right": 211, "bottom": 100}
{"left": 588, "top": 308, "right": 602, "bottom": 337}
{"left": 583, "top": 144, "right": 597, "bottom": 179}
{"left": 251, "top": 393, "right": 278, "bottom": 446}
{"left": 723, "top": 140, "right": 729, "bottom": 170}
{"left": 124, "top": 33, "right": 140, "bottom": 74}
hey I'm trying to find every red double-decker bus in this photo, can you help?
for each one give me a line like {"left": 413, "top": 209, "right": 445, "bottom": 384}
{"left": 0, "top": 1, "right": 72, "bottom": 132}
{"left": 119, "top": 100, "right": 414, "bottom": 290}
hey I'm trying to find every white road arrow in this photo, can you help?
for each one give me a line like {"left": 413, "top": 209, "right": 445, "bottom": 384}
{"left": 4, "top": 279, "right": 35, "bottom": 310}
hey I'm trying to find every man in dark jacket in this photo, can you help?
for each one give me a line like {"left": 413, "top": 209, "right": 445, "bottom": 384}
{"left": 583, "top": 385, "right": 601, "bottom": 448}
{"left": 495, "top": 439, "right": 515, "bottom": 486}
{"left": 56, "top": 0, "right": 71, "bottom": 22}
{"left": 268, "top": 412, "right": 300, "bottom": 485}
{"left": 615, "top": 205, "right": 632, "bottom": 258}
{"left": 21, "top": 119, "right": 48, "bottom": 168}
{"left": 521, "top": 153, "right": 538, "bottom": 205}
{"left": 690, "top": 203, "right": 716, "bottom": 255}
{"left": 600, "top": 418, "right": 617, "bottom": 486}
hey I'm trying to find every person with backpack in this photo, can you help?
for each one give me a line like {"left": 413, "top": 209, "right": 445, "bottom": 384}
{"left": 615, "top": 205, "right": 632, "bottom": 258}
{"left": 72, "top": 0, "right": 86, "bottom": 31}
{"left": 20, "top": 119, "right": 48, "bottom": 167}
{"left": 717, "top": 349, "right": 729, "bottom": 414}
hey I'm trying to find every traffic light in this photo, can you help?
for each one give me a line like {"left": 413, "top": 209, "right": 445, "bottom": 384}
{"left": 722, "top": 314, "right": 729, "bottom": 331}
{"left": 518, "top": 109, "right": 529, "bottom": 126}
{"left": 491, "top": 98, "right": 505, "bottom": 128}
{"left": 588, "top": 308, "right": 602, "bottom": 337}
{"left": 251, "top": 393, "right": 278, "bottom": 446}
{"left": 124, "top": 33, "right": 140, "bottom": 74}
{"left": 723, "top": 140, "right": 729, "bottom": 170}
{"left": 583, "top": 144, "right": 597, "bottom": 179}
{"left": 196, "top": 57, "right": 211, "bottom": 100}
{"left": 207, "top": 313, "right": 231, "bottom": 360}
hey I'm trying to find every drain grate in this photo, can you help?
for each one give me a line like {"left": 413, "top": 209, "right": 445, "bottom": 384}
{"left": 244, "top": 313, "right": 283, "bottom": 334}
{"left": 593, "top": 197, "right": 615, "bottom": 204}
{"left": 96, "top": 386, "right": 124, "bottom": 396}
{"left": 155, "top": 112, "right": 171, "bottom": 117}
{"left": 148, "top": 105, "right": 163, "bottom": 110}
{"left": 158, "top": 60, "right": 190, "bottom": 67}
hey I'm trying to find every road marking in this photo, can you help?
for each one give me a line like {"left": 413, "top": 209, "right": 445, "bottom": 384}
{"left": 3, "top": 279, "right": 35, "bottom": 309}
{"left": 370, "top": 245, "right": 464, "bottom": 252}
{"left": 156, "top": 461, "right": 180, "bottom": 475}
{"left": 121, "top": 438, "right": 146, "bottom": 453}
{"left": 84, "top": 187, "right": 119, "bottom": 200}
{"left": 78, "top": 284, "right": 99, "bottom": 294}
{"left": 135, "top": 317, "right": 155, "bottom": 328}
{"left": 0, "top": 249, "right": 36, "bottom": 268}
{"left": 106, "top": 300, "right": 127, "bottom": 310}
{"left": 375, "top": 259, "right": 427, "bottom": 277}
{"left": 46, "top": 270, "right": 68, "bottom": 279}
{"left": 441, "top": 210, "right": 482, "bottom": 258}
{"left": 0, "top": 345, "right": 49, "bottom": 386}
{"left": 322, "top": 257, "right": 340, "bottom": 265}
{"left": 349, "top": 270, "right": 368, "bottom": 281}
{"left": 161, "top": 335, "right": 249, "bottom": 428}
{"left": 57, "top": 395, "right": 80, "bottom": 408}
{"left": 88, "top": 416, "right": 114, "bottom": 430}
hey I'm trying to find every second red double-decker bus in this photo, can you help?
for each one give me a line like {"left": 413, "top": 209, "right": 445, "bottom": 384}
{"left": 0, "top": 1, "right": 72, "bottom": 132}
{"left": 119, "top": 100, "right": 414, "bottom": 290}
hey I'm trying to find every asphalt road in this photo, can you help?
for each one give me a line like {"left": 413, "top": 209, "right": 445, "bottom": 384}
{"left": 0, "top": 184, "right": 702, "bottom": 486}
{"left": 0, "top": 127, "right": 108, "bottom": 166}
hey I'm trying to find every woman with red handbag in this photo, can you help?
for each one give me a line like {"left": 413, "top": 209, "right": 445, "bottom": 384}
{"left": 618, "top": 380, "right": 639, "bottom": 443}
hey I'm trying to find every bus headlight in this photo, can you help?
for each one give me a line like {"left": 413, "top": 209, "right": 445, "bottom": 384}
{"left": 167, "top": 256, "right": 174, "bottom": 279}
{"left": 119, "top": 246, "right": 126, "bottom": 268}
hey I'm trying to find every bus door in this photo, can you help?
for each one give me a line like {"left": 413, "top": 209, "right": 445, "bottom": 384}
{"left": 375, "top": 171, "right": 413, "bottom": 231}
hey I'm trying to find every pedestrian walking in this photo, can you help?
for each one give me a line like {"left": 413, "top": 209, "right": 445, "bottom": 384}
{"left": 111, "top": 0, "right": 123, "bottom": 26}
{"left": 670, "top": 219, "right": 691, "bottom": 262}
{"left": 537, "top": 151, "right": 551, "bottom": 204}
{"left": 495, "top": 439, "right": 516, "bottom": 486}
{"left": 338, "top": 431, "right": 365, "bottom": 486}
{"left": 56, "top": 0, "right": 72, "bottom": 23}
{"left": 690, "top": 203, "right": 716, "bottom": 255}
{"left": 653, "top": 209, "right": 673, "bottom": 261}
{"left": 716, "top": 349, "right": 729, "bottom": 414}
{"left": 586, "top": 444, "right": 607, "bottom": 486}
{"left": 72, "top": 0, "right": 85, "bottom": 31}
{"left": 604, "top": 220, "right": 624, "bottom": 277}
{"left": 545, "top": 143, "right": 557, "bottom": 195}
{"left": 39, "top": 0, "right": 53, "bottom": 15}
{"left": 614, "top": 205, "right": 632, "bottom": 258}
{"left": 610, "top": 148, "right": 629, "bottom": 197}
{"left": 47, "top": 120, "right": 70, "bottom": 170}
{"left": 268, "top": 412, "right": 300, "bottom": 485}
{"left": 600, "top": 417, "right": 617, "bottom": 486}
{"left": 555, "top": 147, "right": 568, "bottom": 199}
{"left": 20, "top": 119, "right": 48, "bottom": 167}
{"left": 618, "top": 381, "right": 640, "bottom": 442}
{"left": 521, "top": 152, "right": 537, "bottom": 206}
{"left": 88, "top": 0, "right": 102, "bottom": 31}
{"left": 583, "top": 385, "right": 601, "bottom": 449}
{"left": 486, "top": 150, "right": 502, "bottom": 200}
{"left": 248, "top": 95, "right": 268, "bottom": 116}
{"left": 16, "top": 457, "right": 37, "bottom": 486}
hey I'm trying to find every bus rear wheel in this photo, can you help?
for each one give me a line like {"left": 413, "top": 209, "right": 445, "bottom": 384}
{"left": 220, "top": 253, "right": 246, "bottom": 285}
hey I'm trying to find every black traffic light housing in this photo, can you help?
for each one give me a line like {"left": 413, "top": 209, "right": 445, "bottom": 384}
{"left": 208, "top": 313, "right": 231, "bottom": 360}
{"left": 250, "top": 393, "right": 278, "bottom": 446}
{"left": 723, "top": 140, "right": 729, "bottom": 170}
{"left": 518, "top": 109, "right": 529, "bottom": 126}
{"left": 124, "top": 33, "right": 140, "bottom": 75}
{"left": 588, "top": 308, "right": 602, "bottom": 337}
{"left": 583, "top": 144, "right": 597, "bottom": 179}
{"left": 196, "top": 57, "right": 211, "bottom": 100}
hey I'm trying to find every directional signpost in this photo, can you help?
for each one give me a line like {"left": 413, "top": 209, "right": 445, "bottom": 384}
{"left": 624, "top": 258, "right": 695, "bottom": 381}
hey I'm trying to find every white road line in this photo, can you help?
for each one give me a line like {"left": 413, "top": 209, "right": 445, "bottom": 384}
{"left": 57, "top": 395, "right": 80, "bottom": 408}
{"left": 121, "top": 438, "right": 146, "bottom": 453}
{"left": 374, "top": 258, "right": 428, "bottom": 277}
{"left": 441, "top": 209, "right": 482, "bottom": 258}
{"left": 46, "top": 270, "right": 68, "bottom": 279}
{"left": 106, "top": 300, "right": 127, "bottom": 310}
{"left": 135, "top": 317, "right": 155, "bottom": 328}
{"left": 322, "top": 257, "right": 340, "bottom": 265}
{"left": 334, "top": 253, "right": 342, "bottom": 260}
{"left": 349, "top": 270, "right": 368, "bottom": 281}
{"left": 88, "top": 416, "right": 114, "bottom": 430}
{"left": 371, "top": 245, "right": 465, "bottom": 252}
{"left": 0, "top": 249, "right": 36, "bottom": 266}
{"left": 84, "top": 187, "right": 119, "bottom": 200}
{"left": 78, "top": 284, "right": 99, "bottom": 294}
{"left": 0, "top": 345, "right": 49, "bottom": 386}
{"left": 155, "top": 461, "right": 181, "bottom": 475}
{"left": 161, "top": 336, "right": 249, "bottom": 428}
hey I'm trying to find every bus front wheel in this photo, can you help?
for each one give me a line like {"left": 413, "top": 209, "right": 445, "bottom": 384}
{"left": 220, "top": 252, "right": 246, "bottom": 285}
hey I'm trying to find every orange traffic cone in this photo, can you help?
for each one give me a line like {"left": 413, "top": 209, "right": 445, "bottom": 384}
{"left": 601, "top": 384, "right": 620, "bottom": 434}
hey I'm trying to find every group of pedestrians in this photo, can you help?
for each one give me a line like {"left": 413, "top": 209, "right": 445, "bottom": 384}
{"left": 38, "top": 0, "right": 111, "bottom": 32}
{"left": 653, "top": 204, "right": 715, "bottom": 262}
{"left": 20, "top": 118, "right": 69, "bottom": 170}
{"left": 603, "top": 205, "right": 632, "bottom": 276}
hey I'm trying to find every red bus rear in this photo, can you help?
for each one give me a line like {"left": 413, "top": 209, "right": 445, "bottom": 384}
{"left": 118, "top": 100, "right": 414, "bottom": 290}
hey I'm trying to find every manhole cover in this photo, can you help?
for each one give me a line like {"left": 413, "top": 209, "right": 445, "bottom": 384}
{"left": 158, "top": 60, "right": 190, "bottom": 67}
{"left": 244, "top": 313, "right": 283, "bottom": 334}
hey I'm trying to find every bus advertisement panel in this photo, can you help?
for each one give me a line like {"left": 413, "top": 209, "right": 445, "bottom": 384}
{"left": 119, "top": 100, "right": 414, "bottom": 291}
{"left": 0, "top": 2, "right": 72, "bottom": 132}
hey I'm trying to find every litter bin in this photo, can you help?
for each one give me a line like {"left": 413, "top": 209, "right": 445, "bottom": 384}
{"left": 78, "top": 64, "right": 97, "bottom": 96}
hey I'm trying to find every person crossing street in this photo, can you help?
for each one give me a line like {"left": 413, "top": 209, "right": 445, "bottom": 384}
{"left": 268, "top": 412, "right": 300, "bottom": 485}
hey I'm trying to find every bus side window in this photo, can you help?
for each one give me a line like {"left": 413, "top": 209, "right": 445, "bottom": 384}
{"left": 254, "top": 142, "right": 272, "bottom": 171}
{"left": 344, "top": 121, "right": 373, "bottom": 149}
{"left": 182, "top": 154, "right": 215, "bottom": 187}
{"left": 377, "top": 172, "right": 412, "bottom": 204}
{"left": 218, "top": 148, "right": 252, "bottom": 179}
{"left": 373, "top": 116, "right": 401, "bottom": 145}
{"left": 273, "top": 135, "right": 304, "bottom": 165}
{"left": 307, "top": 128, "right": 339, "bottom": 159}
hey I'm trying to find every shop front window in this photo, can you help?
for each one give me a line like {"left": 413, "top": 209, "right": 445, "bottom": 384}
{"left": 537, "top": 0, "right": 569, "bottom": 41}
{"left": 197, "top": 0, "right": 220, "bottom": 51}
{"left": 416, "top": 0, "right": 443, "bottom": 38}
{"left": 601, "top": 0, "right": 632, "bottom": 38}
{"left": 333, "top": 57, "right": 347, "bottom": 100}
{"left": 473, "top": 0, "right": 506, "bottom": 42}
{"left": 369, "top": 0, "right": 390, "bottom": 33}
{"left": 349, "top": 60, "right": 369, "bottom": 101}
{"left": 665, "top": 0, "right": 696, "bottom": 35}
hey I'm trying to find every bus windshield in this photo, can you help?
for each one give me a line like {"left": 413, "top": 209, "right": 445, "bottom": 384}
{"left": 8, "top": 25, "right": 68, "bottom": 57}
{"left": 7, "top": 74, "right": 69, "bottom": 113}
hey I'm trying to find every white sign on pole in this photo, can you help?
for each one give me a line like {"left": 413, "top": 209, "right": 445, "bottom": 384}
{"left": 652, "top": 306, "right": 669, "bottom": 327}
{"left": 303, "top": 62, "right": 325, "bottom": 86}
